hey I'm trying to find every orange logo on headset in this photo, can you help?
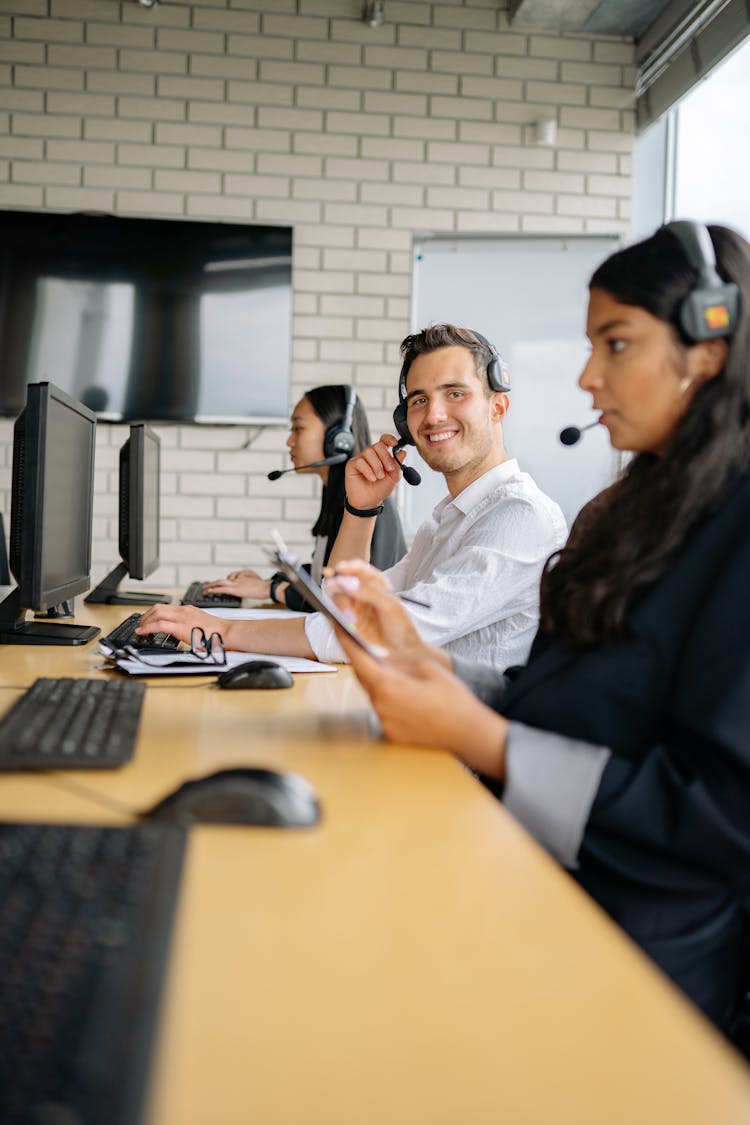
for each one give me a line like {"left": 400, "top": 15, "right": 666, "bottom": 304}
{"left": 704, "top": 304, "right": 731, "bottom": 329}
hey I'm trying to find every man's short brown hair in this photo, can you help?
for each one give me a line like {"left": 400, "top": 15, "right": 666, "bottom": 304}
{"left": 398, "top": 324, "right": 497, "bottom": 397}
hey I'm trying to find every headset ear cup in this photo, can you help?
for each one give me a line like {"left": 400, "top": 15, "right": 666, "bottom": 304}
{"left": 392, "top": 401, "right": 414, "bottom": 447}
{"left": 667, "top": 221, "right": 740, "bottom": 342}
{"left": 485, "top": 350, "right": 511, "bottom": 393}
{"left": 323, "top": 423, "right": 355, "bottom": 459}
{"left": 678, "top": 285, "right": 739, "bottom": 342}
{"left": 471, "top": 330, "right": 511, "bottom": 392}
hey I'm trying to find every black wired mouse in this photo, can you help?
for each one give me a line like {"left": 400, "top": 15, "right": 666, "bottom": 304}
{"left": 217, "top": 660, "right": 293, "bottom": 690}
{"left": 144, "top": 767, "right": 321, "bottom": 828}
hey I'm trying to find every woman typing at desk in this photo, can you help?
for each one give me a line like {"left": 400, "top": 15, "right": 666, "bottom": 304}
{"left": 327, "top": 222, "right": 750, "bottom": 1055}
{"left": 201, "top": 384, "right": 405, "bottom": 610}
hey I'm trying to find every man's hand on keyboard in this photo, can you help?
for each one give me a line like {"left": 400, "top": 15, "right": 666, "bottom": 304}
{"left": 137, "top": 603, "right": 223, "bottom": 645}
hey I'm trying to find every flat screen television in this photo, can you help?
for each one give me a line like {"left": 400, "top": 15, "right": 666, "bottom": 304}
{"left": 86, "top": 423, "right": 166, "bottom": 605}
{"left": 0, "top": 209, "right": 293, "bottom": 424}
{"left": 0, "top": 381, "right": 100, "bottom": 645}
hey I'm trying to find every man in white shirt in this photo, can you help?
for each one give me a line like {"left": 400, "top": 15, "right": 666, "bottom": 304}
{"left": 138, "top": 325, "right": 566, "bottom": 665}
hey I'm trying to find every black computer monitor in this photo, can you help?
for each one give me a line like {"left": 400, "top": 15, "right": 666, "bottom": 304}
{"left": 0, "top": 382, "right": 100, "bottom": 645}
{"left": 85, "top": 423, "right": 167, "bottom": 605}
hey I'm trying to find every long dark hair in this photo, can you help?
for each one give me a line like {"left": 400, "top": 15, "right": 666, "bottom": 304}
{"left": 540, "top": 224, "right": 750, "bottom": 648}
{"left": 303, "top": 385, "right": 372, "bottom": 539}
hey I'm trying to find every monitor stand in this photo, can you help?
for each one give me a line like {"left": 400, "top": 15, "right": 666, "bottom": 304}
{"left": 84, "top": 562, "right": 170, "bottom": 606}
{"left": 0, "top": 587, "right": 99, "bottom": 646}
{"left": 35, "top": 599, "right": 74, "bottom": 619}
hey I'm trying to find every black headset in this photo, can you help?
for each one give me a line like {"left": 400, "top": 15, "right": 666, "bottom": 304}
{"left": 666, "top": 220, "right": 739, "bottom": 342}
{"left": 323, "top": 384, "right": 357, "bottom": 460}
{"left": 392, "top": 329, "right": 510, "bottom": 448}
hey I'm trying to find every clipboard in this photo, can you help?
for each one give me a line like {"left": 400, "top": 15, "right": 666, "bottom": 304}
{"left": 263, "top": 532, "right": 386, "bottom": 662}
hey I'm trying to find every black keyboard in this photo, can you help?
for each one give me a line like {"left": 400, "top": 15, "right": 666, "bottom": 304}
{"left": 0, "top": 677, "right": 146, "bottom": 770}
{"left": 101, "top": 611, "right": 183, "bottom": 656}
{"left": 181, "top": 580, "right": 242, "bottom": 609}
{"left": 0, "top": 820, "right": 185, "bottom": 1125}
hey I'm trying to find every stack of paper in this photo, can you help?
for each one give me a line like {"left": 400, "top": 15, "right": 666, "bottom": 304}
{"left": 109, "top": 649, "right": 337, "bottom": 676}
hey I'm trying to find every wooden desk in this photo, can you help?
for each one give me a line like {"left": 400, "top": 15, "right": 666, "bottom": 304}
{"left": 1, "top": 602, "right": 749, "bottom": 1124}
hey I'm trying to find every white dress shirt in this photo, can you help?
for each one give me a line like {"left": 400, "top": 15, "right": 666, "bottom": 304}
{"left": 304, "top": 458, "right": 567, "bottom": 666}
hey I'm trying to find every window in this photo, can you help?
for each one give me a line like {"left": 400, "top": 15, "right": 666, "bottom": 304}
{"left": 634, "top": 34, "right": 750, "bottom": 238}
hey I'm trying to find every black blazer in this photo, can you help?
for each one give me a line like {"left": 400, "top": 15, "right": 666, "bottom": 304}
{"left": 279, "top": 497, "right": 406, "bottom": 612}
{"left": 489, "top": 473, "right": 750, "bottom": 1032}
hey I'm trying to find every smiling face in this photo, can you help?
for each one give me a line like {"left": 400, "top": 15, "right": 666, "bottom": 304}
{"left": 286, "top": 395, "right": 327, "bottom": 478}
{"left": 404, "top": 345, "right": 509, "bottom": 495}
{"left": 580, "top": 288, "right": 727, "bottom": 456}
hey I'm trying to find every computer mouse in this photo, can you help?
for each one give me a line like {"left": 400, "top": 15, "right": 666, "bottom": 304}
{"left": 217, "top": 660, "right": 294, "bottom": 690}
{"left": 144, "top": 767, "right": 321, "bottom": 828}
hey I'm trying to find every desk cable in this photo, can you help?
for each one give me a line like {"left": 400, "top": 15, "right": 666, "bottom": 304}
{"left": 39, "top": 772, "right": 145, "bottom": 819}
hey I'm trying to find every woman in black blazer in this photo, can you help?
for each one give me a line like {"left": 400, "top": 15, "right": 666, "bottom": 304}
{"left": 328, "top": 223, "right": 750, "bottom": 1053}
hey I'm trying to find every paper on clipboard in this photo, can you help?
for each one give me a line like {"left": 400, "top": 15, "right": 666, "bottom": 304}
{"left": 111, "top": 649, "right": 337, "bottom": 676}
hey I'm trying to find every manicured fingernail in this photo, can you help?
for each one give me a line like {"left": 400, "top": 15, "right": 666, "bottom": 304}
{"left": 326, "top": 574, "right": 360, "bottom": 595}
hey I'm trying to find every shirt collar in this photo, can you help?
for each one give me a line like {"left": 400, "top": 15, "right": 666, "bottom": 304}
{"left": 433, "top": 459, "right": 520, "bottom": 518}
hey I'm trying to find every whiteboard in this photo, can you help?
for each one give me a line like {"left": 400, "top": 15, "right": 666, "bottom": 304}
{"left": 400, "top": 235, "right": 623, "bottom": 536}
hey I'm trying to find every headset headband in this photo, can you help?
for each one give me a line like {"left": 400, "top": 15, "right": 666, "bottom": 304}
{"left": 341, "top": 384, "right": 356, "bottom": 430}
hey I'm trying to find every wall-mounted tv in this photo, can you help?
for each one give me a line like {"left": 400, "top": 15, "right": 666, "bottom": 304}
{"left": 0, "top": 209, "right": 293, "bottom": 425}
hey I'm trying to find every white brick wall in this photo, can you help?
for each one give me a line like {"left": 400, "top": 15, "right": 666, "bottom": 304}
{"left": 0, "top": 0, "right": 635, "bottom": 588}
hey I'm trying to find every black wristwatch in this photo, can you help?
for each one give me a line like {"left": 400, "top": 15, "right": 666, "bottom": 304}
{"left": 269, "top": 572, "right": 286, "bottom": 605}
{"left": 345, "top": 498, "right": 384, "bottom": 518}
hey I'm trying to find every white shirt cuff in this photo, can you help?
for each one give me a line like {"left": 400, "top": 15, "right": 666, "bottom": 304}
{"left": 503, "top": 722, "right": 611, "bottom": 869}
{"left": 303, "top": 611, "right": 347, "bottom": 664}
